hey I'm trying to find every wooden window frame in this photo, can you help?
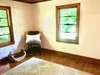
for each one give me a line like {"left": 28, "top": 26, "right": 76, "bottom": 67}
{"left": 56, "top": 3, "right": 80, "bottom": 44}
{"left": 0, "top": 6, "right": 14, "bottom": 47}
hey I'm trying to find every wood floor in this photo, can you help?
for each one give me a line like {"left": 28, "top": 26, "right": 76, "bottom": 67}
{"left": 0, "top": 48, "right": 100, "bottom": 75}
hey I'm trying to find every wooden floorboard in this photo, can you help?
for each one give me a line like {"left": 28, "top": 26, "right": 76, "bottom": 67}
{"left": 0, "top": 48, "right": 100, "bottom": 75}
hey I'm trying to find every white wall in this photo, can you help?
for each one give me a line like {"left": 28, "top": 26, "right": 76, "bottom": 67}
{"left": 32, "top": 0, "right": 100, "bottom": 59}
{"left": 0, "top": 0, "right": 34, "bottom": 59}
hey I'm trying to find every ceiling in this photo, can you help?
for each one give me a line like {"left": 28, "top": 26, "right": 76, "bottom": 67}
{"left": 13, "top": 0, "right": 51, "bottom": 4}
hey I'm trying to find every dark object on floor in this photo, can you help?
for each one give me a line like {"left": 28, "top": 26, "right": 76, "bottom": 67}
{"left": 8, "top": 49, "right": 26, "bottom": 62}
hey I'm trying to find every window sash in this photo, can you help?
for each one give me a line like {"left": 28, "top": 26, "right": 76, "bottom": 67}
{"left": 56, "top": 3, "right": 80, "bottom": 44}
{"left": 0, "top": 6, "right": 14, "bottom": 47}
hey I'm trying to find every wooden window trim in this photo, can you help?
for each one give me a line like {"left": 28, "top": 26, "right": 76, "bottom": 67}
{"left": 56, "top": 3, "right": 80, "bottom": 44}
{"left": 0, "top": 6, "right": 14, "bottom": 47}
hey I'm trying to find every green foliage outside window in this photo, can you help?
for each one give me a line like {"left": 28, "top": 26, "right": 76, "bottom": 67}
{"left": 56, "top": 3, "right": 80, "bottom": 44}
{"left": 0, "top": 10, "right": 7, "bottom": 18}
{"left": 0, "top": 6, "right": 14, "bottom": 47}
{"left": 0, "top": 10, "right": 10, "bottom": 43}
{"left": 60, "top": 8, "right": 77, "bottom": 33}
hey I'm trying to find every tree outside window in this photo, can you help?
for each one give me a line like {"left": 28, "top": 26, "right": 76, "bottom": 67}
{"left": 0, "top": 6, "right": 14, "bottom": 47}
{"left": 56, "top": 3, "right": 80, "bottom": 44}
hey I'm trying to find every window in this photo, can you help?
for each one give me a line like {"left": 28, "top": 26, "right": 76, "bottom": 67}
{"left": 0, "top": 6, "right": 14, "bottom": 47}
{"left": 56, "top": 3, "right": 80, "bottom": 44}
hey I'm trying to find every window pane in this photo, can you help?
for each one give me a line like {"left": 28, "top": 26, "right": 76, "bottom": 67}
{"left": 60, "top": 25, "right": 76, "bottom": 33}
{"left": 0, "top": 27, "right": 10, "bottom": 35}
{"left": 0, "top": 10, "right": 7, "bottom": 18}
{"left": 59, "top": 7, "right": 78, "bottom": 40}
{"left": 60, "top": 8, "right": 77, "bottom": 17}
{"left": 0, "top": 34, "right": 10, "bottom": 43}
{"left": 60, "top": 17, "right": 77, "bottom": 24}
{"left": 0, "top": 19, "right": 8, "bottom": 26}
{"left": 56, "top": 3, "right": 80, "bottom": 43}
{"left": 59, "top": 32, "right": 76, "bottom": 40}
{"left": 59, "top": 24, "right": 77, "bottom": 40}
{"left": 0, "top": 6, "right": 14, "bottom": 47}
